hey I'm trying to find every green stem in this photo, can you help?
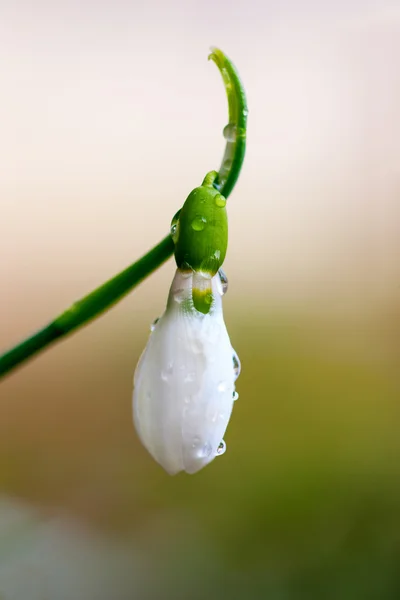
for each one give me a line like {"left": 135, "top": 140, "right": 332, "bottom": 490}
{"left": 0, "top": 47, "right": 247, "bottom": 380}
{"left": 0, "top": 236, "right": 174, "bottom": 378}
{"left": 209, "top": 47, "right": 248, "bottom": 199}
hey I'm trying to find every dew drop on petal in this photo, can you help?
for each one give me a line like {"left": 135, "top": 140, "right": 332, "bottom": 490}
{"left": 150, "top": 317, "right": 160, "bottom": 332}
{"left": 232, "top": 349, "right": 241, "bottom": 380}
{"left": 191, "top": 216, "right": 207, "bottom": 231}
{"left": 217, "top": 381, "right": 227, "bottom": 392}
{"left": 204, "top": 293, "right": 213, "bottom": 306}
{"left": 232, "top": 391, "right": 239, "bottom": 401}
{"left": 161, "top": 362, "right": 174, "bottom": 381}
{"left": 184, "top": 372, "right": 195, "bottom": 383}
{"left": 198, "top": 443, "right": 213, "bottom": 458}
{"left": 216, "top": 441, "right": 226, "bottom": 456}
{"left": 218, "top": 268, "right": 228, "bottom": 295}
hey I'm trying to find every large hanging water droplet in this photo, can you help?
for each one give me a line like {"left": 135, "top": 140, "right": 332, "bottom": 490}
{"left": 150, "top": 317, "right": 160, "bottom": 332}
{"left": 232, "top": 349, "right": 241, "bottom": 380}
{"left": 218, "top": 268, "right": 228, "bottom": 295}
{"left": 191, "top": 216, "right": 207, "bottom": 231}
{"left": 214, "top": 194, "right": 226, "bottom": 208}
{"left": 232, "top": 391, "right": 239, "bottom": 401}
{"left": 223, "top": 123, "right": 237, "bottom": 142}
{"left": 216, "top": 440, "right": 226, "bottom": 456}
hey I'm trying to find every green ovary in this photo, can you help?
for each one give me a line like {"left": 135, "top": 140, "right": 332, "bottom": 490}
{"left": 173, "top": 171, "right": 228, "bottom": 277}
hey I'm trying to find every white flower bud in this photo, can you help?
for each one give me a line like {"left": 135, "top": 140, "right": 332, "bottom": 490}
{"left": 133, "top": 269, "right": 239, "bottom": 475}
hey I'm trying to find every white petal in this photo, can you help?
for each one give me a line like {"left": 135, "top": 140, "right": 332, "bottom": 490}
{"left": 133, "top": 269, "right": 235, "bottom": 475}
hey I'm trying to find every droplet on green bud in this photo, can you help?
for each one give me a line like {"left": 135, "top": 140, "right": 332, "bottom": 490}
{"left": 172, "top": 171, "right": 228, "bottom": 278}
{"left": 191, "top": 216, "right": 207, "bottom": 231}
{"left": 214, "top": 194, "right": 226, "bottom": 208}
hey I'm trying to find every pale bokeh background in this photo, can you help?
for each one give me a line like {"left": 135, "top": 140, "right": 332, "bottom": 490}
{"left": 0, "top": 1, "right": 400, "bottom": 598}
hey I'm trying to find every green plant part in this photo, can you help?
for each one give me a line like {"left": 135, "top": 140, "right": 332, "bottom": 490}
{"left": 172, "top": 171, "right": 228, "bottom": 314}
{"left": 209, "top": 47, "right": 248, "bottom": 198}
{"left": 0, "top": 47, "right": 248, "bottom": 379}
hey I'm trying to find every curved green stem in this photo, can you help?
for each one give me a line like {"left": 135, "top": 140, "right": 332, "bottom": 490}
{"left": 0, "top": 236, "right": 174, "bottom": 378}
{"left": 209, "top": 47, "right": 248, "bottom": 199}
{"left": 0, "top": 47, "right": 247, "bottom": 379}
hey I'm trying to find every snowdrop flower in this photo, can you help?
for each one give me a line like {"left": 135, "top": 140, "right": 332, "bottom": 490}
{"left": 133, "top": 172, "right": 240, "bottom": 475}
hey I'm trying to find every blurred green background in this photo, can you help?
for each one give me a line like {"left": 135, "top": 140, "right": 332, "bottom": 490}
{"left": 1, "top": 0, "right": 400, "bottom": 598}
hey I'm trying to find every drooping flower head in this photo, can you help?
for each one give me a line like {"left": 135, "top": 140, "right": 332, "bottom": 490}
{"left": 133, "top": 173, "right": 240, "bottom": 474}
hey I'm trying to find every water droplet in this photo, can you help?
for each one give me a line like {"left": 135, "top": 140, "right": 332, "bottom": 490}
{"left": 150, "top": 317, "right": 160, "bottom": 332}
{"left": 197, "top": 443, "right": 212, "bottom": 458}
{"left": 173, "top": 288, "right": 186, "bottom": 303}
{"left": 179, "top": 262, "right": 193, "bottom": 278}
{"left": 170, "top": 210, "right": 181, "bottom": 243}
{"left": 191, "top": 216, "right": 207, "bottom": 231}
{"left": 223, "top": 159, "right": 233, "bottom": 171}
{"left": 198, "top": 256, "right": 217, "bottom": 275}
{"left": 216, "top": 440, "right": 226, "bottom": 456}
{"left": 170, "top": 223, "right": 179, "bottom": 243}
{"left": 243, "top": 107, "right": 249, "bottom": 118}
{"left": 217, "top": 381, "right": 227, "bottom": 392}
{"left": 232, "top": 391, "right": 239, "bottom": 401}
{"left": 223, "top": 123, "right": 237, "bottom": 142}
{"left": 214, "top": 194, "right": 226, "bottom": 208}
{"left": 218, "top": 268, "right": 228, "bottom": 295}
{"left": 161, "top": 362, "right": 173, "bottom": 381}
{"left": 204, "top": 292, "right": 212, "bottom": 306}
{"left": 184, "top": 372, "right": 195, "bottom": 383}
{"left": 232, "top": 350, "right": 241, "bottom": 380}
